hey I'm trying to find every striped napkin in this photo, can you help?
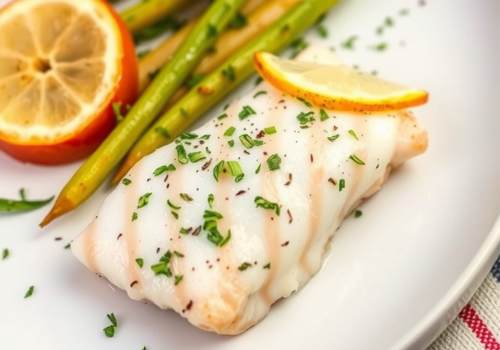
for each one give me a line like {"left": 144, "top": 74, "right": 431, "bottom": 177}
{"left": 429, "top": 258, "right": 500, "bottom": 350}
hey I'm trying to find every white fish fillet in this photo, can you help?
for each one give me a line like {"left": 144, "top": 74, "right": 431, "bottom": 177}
{"left": 72, "top": 47, "right": 428, "bottom": 335}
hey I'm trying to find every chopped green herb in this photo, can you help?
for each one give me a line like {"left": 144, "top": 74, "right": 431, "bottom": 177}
{"left": 227, "top": 140, "right": 235, "bottom": 147}
{"left": 174, "top": 274, "right": 184, "bottom": 285}
{"left": 341, "top": 35, "right": 358, "bottom": 50}
{"left": 316, "top": 23, "right": 328, "bottom": 38}
{"left": 350, "top": 154, "right": 366, "bottom": 165}
{"left": 224, "top": 126, "right": 236, "bottom": 137}
{"left": 151, "top": 251, "right": 172, "bottom": 277}
{"left": 133, "top": 16, "right": 183, "bottom": 44}
{"left": 137, "top": 193, "right": 152, "bottom": 209}
{"left": 135, "top": 258, "right": 144, "bottom": 268}
{"left": 255, "top": 76, "right": 263, "bottom": 85}
{"left": 255, "top": 163, "right": 262, "bottom": 174}
{"left": 122, "top": 178, "right": 132, "bottom": 186}
{"left": 103, "top": 325, "right": 115, "bottom": 338}
{"left": 155, "top": 126, "right": 170, "bottom": 139}
{"left": 131, "top": 212, "right": 138, "bottom": 221}
{"left": 188, "top": 151, "right": 206, "bottom": 163}
{"left": 399, "top": 8, "right": 410, "bottom": 16}
{"left": 319, "top": 109, "right": 330, "bottom": 121}
{"left": 253, "top": 90, "right": 267, "bottom": 98}
{"left": 266, "top": 154, "right": 282, "bottom": 171}
{"left": 354, "top": 209, "right": 363, "bottom": 218}
{"left": 339, "top": 179, "right": 346, "bottom": 192}
{"left": 239, "top": 105, "right": 256, "bottom": 120}
{"left": 296, "top": 111, "right": 315, "bottom": 128}
{"left": 219, "top": 230, "right": 231, "bottom": 247}
{"left": 24, "top": 285, "right": 34, "bottom": 299}
{"left": 372, "top": 42, "right": 388, "bottom": 51}
{"left": 204, "top": 209, "right": 224, "bottom": 220}
{"left": 153, "top": 164, "right": 176, "bottom": 176}
{"left": 327, "top": 134, "right": 340, "bottom": 142}
{"left": 2, "top": 248, "right": 9, "bottom": 260}
{"left": 180, "top": 227, "right": 192, "bottom": 235}
{"left": 229, "top": 12, "right": 247, "bottom": 28}
{"left": 176, "top": 144, "right": 188, "bottom": 164}
{"left": 264, "top": 126, "right": 277, "bottom": 135}
{"left": 213, "top": 161, "right": 225, "bottom": 182}
{"left": 167, "top": 199, "right": 180, "bottom": 210}
{"left": 297, "top": 97, "right": 312, "bottom": 108}
{"left": 174, "top": 251, "right": 184, "bottom": 258}
{"left": 217, "top": 113, "right": 228, "bottom": 120}
{"left": 348, "top": 129, "right": 359, "bottom": 140}
{"left": 238, "top": 262, "right": 252, "bottom": 271}
{"left": 180, "top": 131, "right": 198, "bottom": 140}
{"left": 112, "top": 102, "right": 124, "bottom": 123}
{"left": 254, "top": 196, "right": 281, "bottom": 216}
{"left": 179, "top": 193, "right": 193, "bottom": 202}
{"left": 222, "top": 65, "right": 236, "bottom": 81}
{"left": 263, "top": 263, "right": 271, "bottom": 269}
{"left": 64, "top": 243, "right": 71, "bottom": 250}
{"left": 185, "top": 74, "right": 205, "bottom": 89}
{"left": 207, "top": 194, "right": 215, "bottom": 208}
{"left": 107, "top": 313, "right": 118, "bottom": 327}
{"left": 239, "top": 134, "right": 263, "bottom": 149}
{"left": 289, "top": 37, "right": 309, "bottom": 58}
{"left": 227, "top": 161, "right": 244, "bottom": 182}
{"left": 207, "top": 23, "right": 218, "bottom": 37}
{"left": 385, "top": 17, "right": 394, "bottom": 27}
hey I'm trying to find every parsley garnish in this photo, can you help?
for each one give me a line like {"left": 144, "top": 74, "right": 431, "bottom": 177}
{"left": 208, "top": 194, "right": 215, "bottom": 208}
{"left": 151, "top": 251, "right": 173, "bottom": 277}
{"left": 122, "top": 178, "right": 132, "bottom": 185}
{"left": 135, "top": 258, "right": 144, "bottom": 268}
{"left": 354, "top": 210, "right": 363, "bottom": 218}
{"left": 296, "top": 111, "right": 315, "bottom": 128}
{"left": 131, "top": 212, "right": 138, "bottom": 221}
{"left": 2, "top": 248, "right": 9, "bottom": 260}
{"left": 102, "top": 313, "right": 118, "bottom": 337}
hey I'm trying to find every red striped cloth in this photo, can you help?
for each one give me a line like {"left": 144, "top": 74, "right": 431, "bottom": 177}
{"left": 429, "top": 258, "right": 500, "bottom": 350}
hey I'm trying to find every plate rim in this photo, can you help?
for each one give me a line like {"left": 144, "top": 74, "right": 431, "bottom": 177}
{"left": 394, "top": 215, "right": 500, "bottom": 349}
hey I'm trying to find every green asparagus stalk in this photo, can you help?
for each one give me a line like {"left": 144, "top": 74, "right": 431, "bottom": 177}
{"left": 120, "top": 0, "right": 187, "bottom": 33}
{"left": 41, "top": 0, "right": 246, "bottom": 227}
{"left": 114, "top": 0, "right": 340, "bottom": 181}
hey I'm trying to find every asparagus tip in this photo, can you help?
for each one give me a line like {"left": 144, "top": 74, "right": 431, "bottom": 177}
{"left": 39, "top": 197, "right": 73, "bottom": 227}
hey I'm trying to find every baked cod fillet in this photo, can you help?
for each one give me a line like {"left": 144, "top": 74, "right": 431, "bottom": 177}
{"left": 72, "top": 48, "right": 428, "bottom": 335}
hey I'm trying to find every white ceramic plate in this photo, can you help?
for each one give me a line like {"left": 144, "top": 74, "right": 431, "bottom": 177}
{"left": 1, "top": 0, "right": 499, "bottom": 349}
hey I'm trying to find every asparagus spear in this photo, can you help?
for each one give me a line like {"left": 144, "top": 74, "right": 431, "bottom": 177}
{"left": 120, "top": 0, "right": 187, "bottom": 33}
{"left": 114, "top": 0, "right": 340, "bottom": 182}
{"left": 138, "top": 0, "right": 269, "bottom": 91}
{"left": 41, "top": 0, "right": 246, "bottom": 227}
